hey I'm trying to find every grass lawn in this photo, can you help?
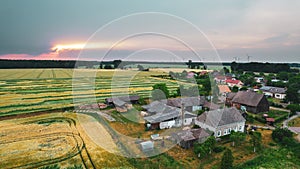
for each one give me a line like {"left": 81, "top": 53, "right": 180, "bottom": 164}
{"left": 288, "top": 117, "right": 300, "bottom": 127}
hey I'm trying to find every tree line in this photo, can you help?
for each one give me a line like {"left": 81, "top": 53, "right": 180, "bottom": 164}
{"left": 230, "top": 62, "right": 298, "bottom": 73}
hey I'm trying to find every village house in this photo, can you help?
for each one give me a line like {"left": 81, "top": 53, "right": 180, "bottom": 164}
{"left": 171, "top": 128, "right": 210, "bottom": 149}
{"left": 105, "top": 95, "right": 139, "bottom": 112}
{"left": 143, "top": 103, "right": 197, "bottom": 130}
{"left": 214, "top": 75, "right": 227, "bottom": 84}
{"left": 226, "top": 91, "right": 269, "bottom": 113}
{"left": 259, "top": 86, "right": 287, "bottom": 99}
{"left": 225, "top": 79, "right": 244, "bottom": 88}
{"left": 254, "top": 77, "right": 264, "bottom": 83}
{"left": 166, "top": 97, "right": 205, "bottom": 112}
{"left": 218, "top": 85, "right": 231, "bottom": 96}
{"left": 195, "top": 107, "right": 246, "bottom": 137}
{"left": 142, "top": 97, "right": 222, "bottom": 130}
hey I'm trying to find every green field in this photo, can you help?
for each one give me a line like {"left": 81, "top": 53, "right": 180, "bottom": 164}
{"left": 0, "top": 69, "right": 193, "bottom": 116}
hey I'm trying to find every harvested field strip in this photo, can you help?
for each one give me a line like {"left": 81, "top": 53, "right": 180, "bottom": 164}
{"left": 52, "top": 69, "right": 56, "bottom": 78}
{"left": 36, "top": 69, "right": 45, "bottom": 79}
{"left": 0, "top": 69, "right": 182, "bottom": 116}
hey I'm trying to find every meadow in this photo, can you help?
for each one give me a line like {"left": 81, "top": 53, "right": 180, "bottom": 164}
{"left": 0, "top": 68, "right": 191, "bottom": 117}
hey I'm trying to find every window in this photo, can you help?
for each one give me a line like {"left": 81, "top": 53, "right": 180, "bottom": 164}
{"left": 234, "top": 126, "right": 238, "bottom": 132}
{"left": 217, "top": 130, "right": 221, "bottom": 136}
{"left": 239, "top": 125, "right": 242, "bottom": 131}
{"left": 224, "top": 129, "right": 228, "bottom": 135}
{"left": 228, "top": 128, "right": 231, "bottom": 134}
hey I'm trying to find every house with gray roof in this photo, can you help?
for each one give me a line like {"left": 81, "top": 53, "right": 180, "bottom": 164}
{"left": 171, "top": 128, "right": 210, "bottom": 149}
{"left": 195, "top": 107, "right": 246, "bottom": 137}
{"left": 105, "top": 95, "right": 139, "bottom": 112}
{"left": 226, "top": 91, "right": 269, "bottom": 113}
{"left": 260, "top": 86, "right": 287, "bottom": 99}
{"left": 166, "top": 96, "right": 205, "bottom": 112}
{"left": 142, "top": 96, "right": 220, "bottom": 130}
{"left": 143, "top": 104, "right": 197, "bottom": 130}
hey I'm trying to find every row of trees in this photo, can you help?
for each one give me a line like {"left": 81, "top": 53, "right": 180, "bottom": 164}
{"left": 231, "top": 62, "right": 294, "bottom": 73}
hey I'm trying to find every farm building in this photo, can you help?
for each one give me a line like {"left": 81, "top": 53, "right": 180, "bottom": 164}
{"left": 171, "top": 128, "right": 210, "bottom": 149}
{"left": 143, "top": 103, "right": 197, "bottom": 130}
{"left": 259, "top": 86, "right": 287, "bottom": 99}
{"left": 195, "top": 107, "right": 246, "bottom": 137}
{"left": 140, "top": 141, "right": 154, "bottom": 152}
{"left": 226, "top": 91, "right": 269, "bottom": 113}
{"left": 105, "top": 95, "right": 139, "bottom": 112}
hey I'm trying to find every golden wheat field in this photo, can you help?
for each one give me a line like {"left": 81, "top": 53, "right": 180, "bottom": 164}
{"left": 0, "top": 112, "right": 131, "bottom": 169}
{"left": 0, "top": 69, "right": 193, "bottom": 116}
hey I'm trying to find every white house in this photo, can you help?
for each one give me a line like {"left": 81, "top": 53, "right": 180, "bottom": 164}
{"left": 195, "top": 107, "right": 246, "bottom": 137}
{"left": 143, "top": 103, "right": 197, "bottom": 130}
{"left": 260, "top": 86, "right": 287, "bottom": 99}
{"left": 254, "top": 77, "right": 264, "bottom": 83}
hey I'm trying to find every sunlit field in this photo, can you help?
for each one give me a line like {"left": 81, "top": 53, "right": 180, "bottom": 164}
{"left": 0, "top": 69, "right": 191, "bottom": 117}
{"left": 0, "top": 112, "right": 130, "bottom": 168}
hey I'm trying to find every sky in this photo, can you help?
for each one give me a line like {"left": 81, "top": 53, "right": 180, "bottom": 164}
{"left": 0, "top": 0, "right": 299, "bottom": 63}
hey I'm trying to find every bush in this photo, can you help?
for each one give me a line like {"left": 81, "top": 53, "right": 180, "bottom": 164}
{"left": 213, "top": 146, "right": 226, "bottom": 153}
{"left": 268, "top": 142, "right": 277, "bottom": 146}
{"left": 272, "top": 128, "right": 293, "bottom": 143}
{"left": 221, "top": 149, "right": 233, "bottom": 169}
{"left": 286, "top": 104, "right": 300, "bottom": 113}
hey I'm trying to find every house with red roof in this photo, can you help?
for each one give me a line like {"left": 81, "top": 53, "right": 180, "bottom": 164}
{"left": 225, "top": 79, "right": 244, "bottom": 88}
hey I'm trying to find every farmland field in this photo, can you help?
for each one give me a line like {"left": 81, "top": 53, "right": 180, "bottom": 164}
{"left": 0, "top": 112, "right": 131, "bottom": 169}
{"left": 0, "top": 69, "right": 192, "bottom": 117}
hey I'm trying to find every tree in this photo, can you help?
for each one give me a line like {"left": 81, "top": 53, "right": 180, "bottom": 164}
{"left": 137, "top": 64, "right": 145, "bottom": 71}
{"left": 113, "top": 59, "right": 122, "bottom": 69}
{"left": 250, "top": 131, "right": 262, "bottom": 152}
{"left": 197, "top": 78, "right": 211, "bottom": 95}
{"left": 239, "top": 86, "right": 248, "bottom": 91}
{"left": 104, "top": 64, "right": 113, "bottom": 69}
{"left": 188, "top": 60, "right": 192, "bottom": 68}
{"left": 221, "top": 149, "right": 233, "bottom": 169}
{"left": 223, "top": 67, "right": 230, "bottom": 74}
{"left": 272, "top": 128, "right": 293, "bottom": 143}
{"left": 286, "top": 81, "right": 300, "bottom": 104}
{"left": 278, "top": 71, "right": 289, "bottom": 81}
{"left": 230, "top": 131, "right": 246, "bottom": 147}
{"left": 286, "top": 104, "right": 300, "bottom": 114}
{"left": 138, "top": 96, "right": 147, "bottom": 105}
{"left": 231, "top": 86, "right": 239, "bottom": 93}
{"left": 151, "top": 83, "right": 170, "bottom": 101}
{"left": 194, "top": 136, "right": 216, "bottom": 158}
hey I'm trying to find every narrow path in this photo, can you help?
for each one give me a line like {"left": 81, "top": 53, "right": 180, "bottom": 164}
{"left": 282, "top": 112, "right": 300, "bottom": 128}
{"left": 270, "top": 106, "right": 290, "bottom": 112}
{"left": 75, "top": 109, "right": 116, "bottom": 122}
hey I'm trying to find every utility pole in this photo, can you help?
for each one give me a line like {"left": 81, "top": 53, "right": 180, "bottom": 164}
{"left": 247, "top": 54, "right": 252, "bottom": 62}
{"left": 181, "top": 103, "right": 185, "bottom": 128}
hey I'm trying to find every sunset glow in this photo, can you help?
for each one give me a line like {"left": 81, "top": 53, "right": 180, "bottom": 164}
{"left": 51, "top": 44, "right": 85, "bottom": 52}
